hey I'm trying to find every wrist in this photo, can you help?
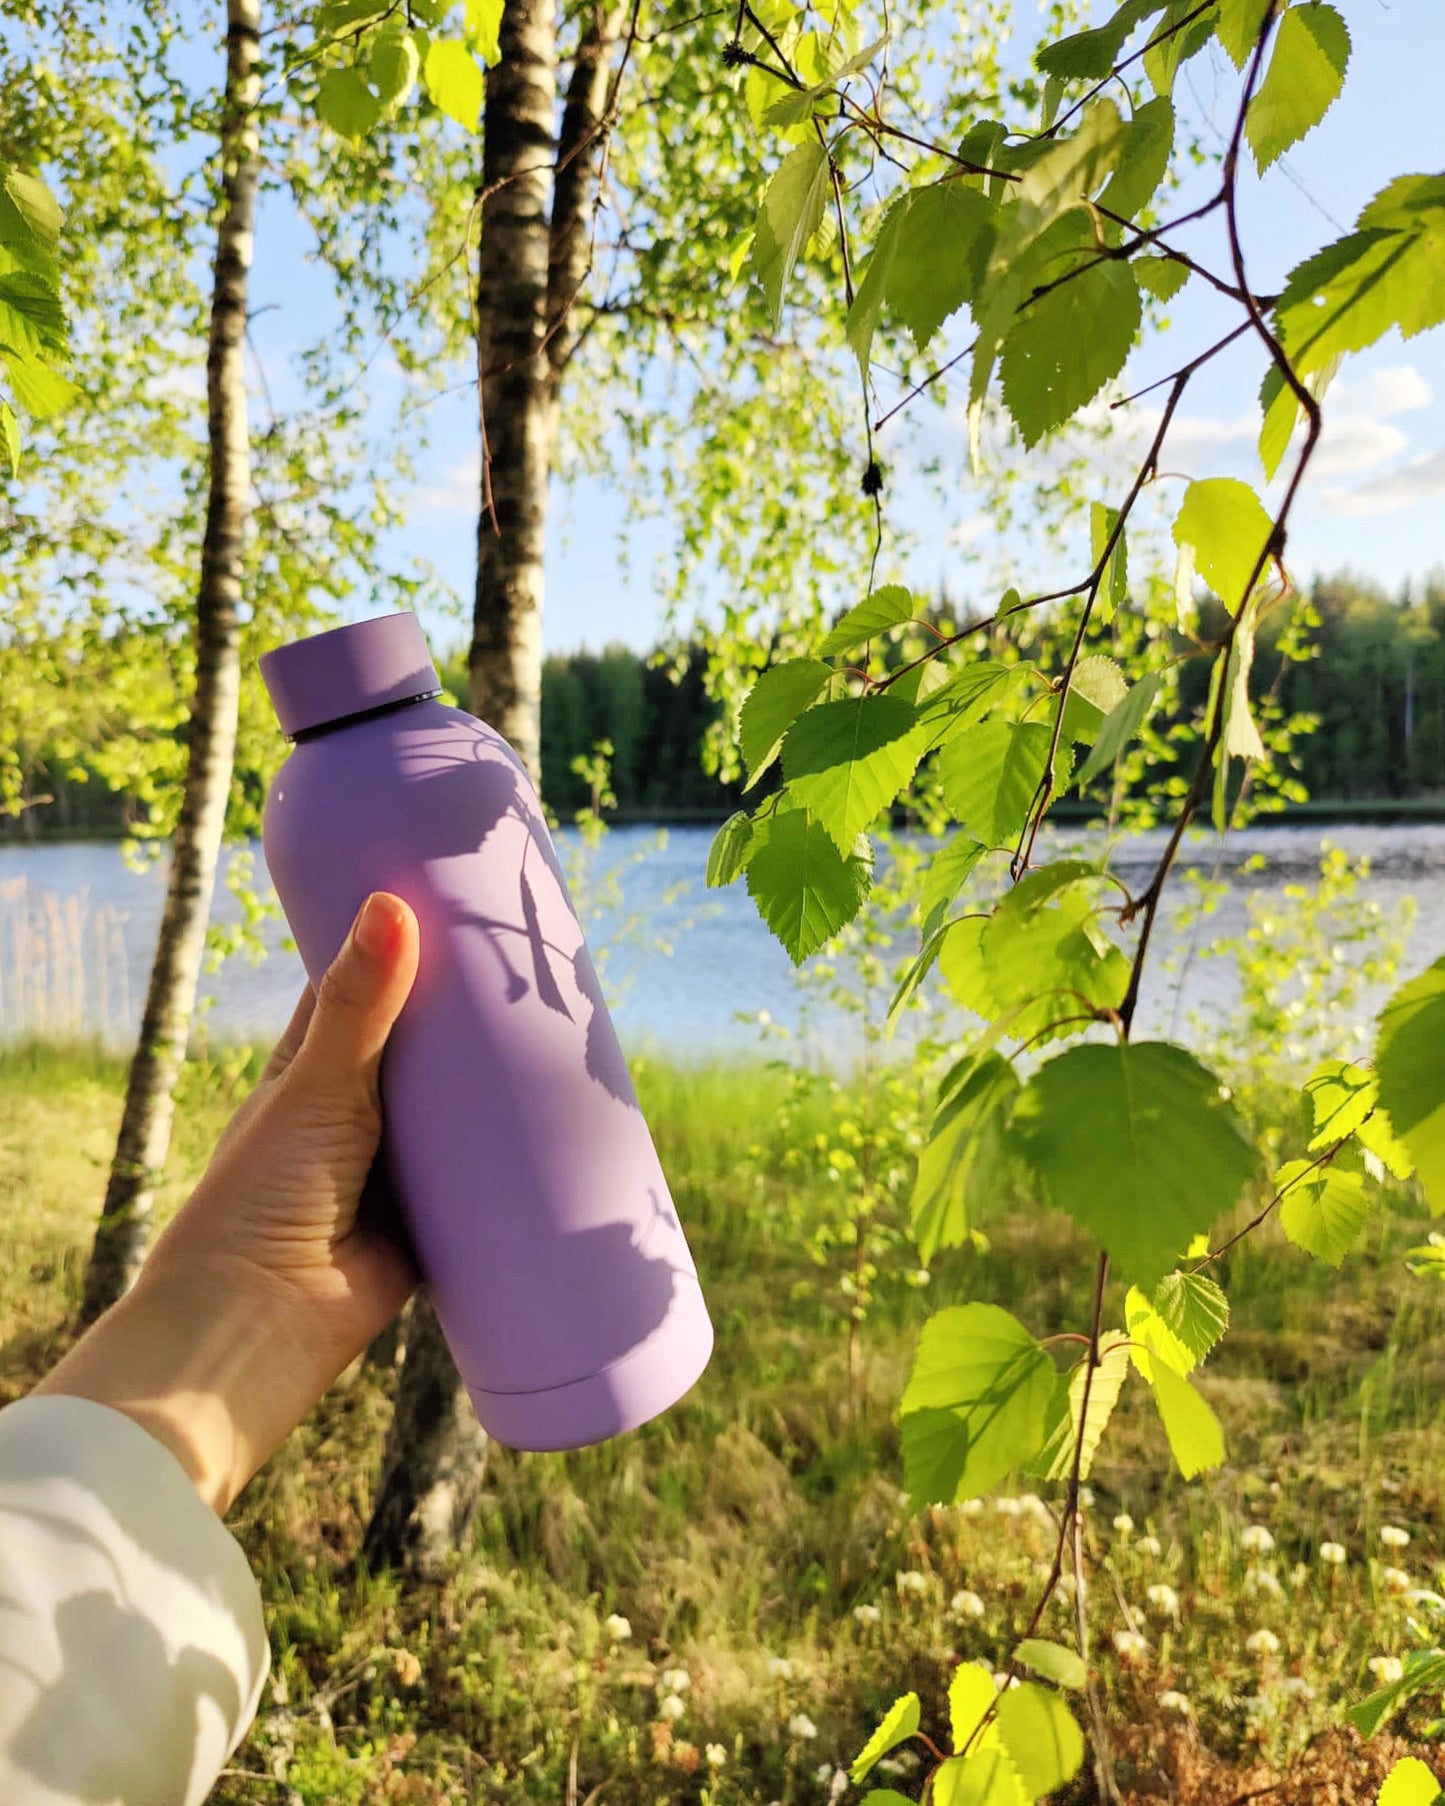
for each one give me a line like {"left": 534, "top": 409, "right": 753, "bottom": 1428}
{"left": 35, "top": 1256, "right": 317, "bottom": 1516}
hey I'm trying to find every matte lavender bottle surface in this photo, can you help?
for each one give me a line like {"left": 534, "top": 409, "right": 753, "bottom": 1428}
{"left": 259, "top": 612, "right": 713, "bottom": 1451}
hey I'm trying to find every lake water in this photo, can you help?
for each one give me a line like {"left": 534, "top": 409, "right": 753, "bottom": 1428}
{"left": 0, "top": 823, "right": 1441, "bottom": 1065}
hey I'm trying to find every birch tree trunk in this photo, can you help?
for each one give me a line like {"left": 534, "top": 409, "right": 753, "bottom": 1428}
{"left": 362, "top": 0, "right": 627, "bottom": 1571}
{"left": 80, "top": 0, "right": 260, "bottom": 1324}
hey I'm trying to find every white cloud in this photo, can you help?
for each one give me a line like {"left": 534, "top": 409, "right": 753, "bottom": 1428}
{"left": 414, "top": 454, "right": 481, "bottom": 518}
{"left": 1325, "top": 445, "right": 1445, "bottom": 518}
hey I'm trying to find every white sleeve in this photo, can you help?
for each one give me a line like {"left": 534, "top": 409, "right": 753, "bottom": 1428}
{"left": 0, "top": 1394, "right": 270, "bottom": 1806}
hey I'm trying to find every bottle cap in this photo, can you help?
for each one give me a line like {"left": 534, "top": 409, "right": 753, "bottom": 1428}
{"left": 260, "top": 611, "right": 442, "bottom": 739}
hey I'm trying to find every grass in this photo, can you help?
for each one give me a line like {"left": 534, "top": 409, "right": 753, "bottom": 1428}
{"left": 2, "top": 1040, "right": 1445, "bottom": 1804}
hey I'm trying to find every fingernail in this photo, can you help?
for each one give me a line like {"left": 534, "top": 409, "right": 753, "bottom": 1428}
{"left": 354, "top": 892, "right": 406, "bottom": 960}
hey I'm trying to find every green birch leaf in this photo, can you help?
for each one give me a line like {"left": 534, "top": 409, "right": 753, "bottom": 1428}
{"left": 1277, "top": 1157, "right": 1369, "bottom": 1266}
{"left": 1152, "top": 1270, "right": 1230, "bottom": 1366}
{"left": 995, "top": 1683, "right": 1085, "bottom": 1800}
{"left": 1074, "top": 655, "right": 1128, "bottom": 717}
{"left": 1246, "top": 4, "right": 1350, "bottom": 174}
{"left": 1017, "top": 100, "right": 1129, "bottom": 219}
{"left": 1258, "top": 362, "right": 1299, "bottom": 482}
{"left": 1033, "top": 1330, "right": 1130, "bottom": 1481}
{"left": 739, "top": 659, "right": 832, "bottom": 788}
{"left": 873, "top": 185, "right": 994, "bottom": 357}
{"left": 900, "top": 1304, "right": 1058, "bottom": 1503}
{"left": 919, "top": 662, "right": 1032, "bottom": 752}
{"left": 819, "top": 585, "right": 917, "bottom": 658}
{"left": 921, "top": 834, "right": 987, "bottom": 939}
{"left": 464, "top": 0, "right": 504, "bottom": 63}
{"left": 1215, "top": 0, "right": 1274, "bottom": 69}
{"left": 1012, "top": 1043, "right": 1257, "bottom": 1286}
{"left": 859, "top": 1795, "right": 917, "bottom": 1806}
{"left": 1135, "top": 254, "right": 1189, "bottom": 301}
{"left": 1035, "top": 0, "right": 1158, "bottom": 78}
{"left": 937, "top": 720, "right": 1059, "bottom": 847}
{"left": 745, "top": 808, "right": 871, "bottom": 963}
{"left": 3, "top": 353, "right": 77, "bottom": 420}
{"left": 369, "top": 19, "right": 422, "bottom": 109}
{"left": 1143, "top": 0, "right": 1217, "bottom": 94}
{"left": 751, "top": 140, "right": 830, "bottom": 328}
{"left": 1357, "top": 1108, "right": 1415, "bottom": 1181}
{"left": 1124, "top": 1284, "right": 1192, "bottom": 1380}
{"left": 911, "top": 1052, "right": 1020, "bottom": 1262}
{"left": 1174, "top": 540, "right": 1197, "bottom": 631}
{"left": 1012, "top": 1639, "right": 1088, "bottom": 1691}
{"left": 1148, "top": 1359, "right": 1225, "bottom": 1478}
{"left": 0, "top": 166, "right": 62, "bottom": 261}
{"left": 1276, "top": 174, "right": 1445, "bottom": 378}
{"left": 783, "top": 695, "right": 924, "bottom": 854}
{"left": 1220, "top": 594, "right": 1266, "bottom": 763}
{"left": 424, "top": 39, "right": 484, "bottom": 128}
{"left": 1089, "top": 505, "right": 1129, "bottom": 622}
{"left": 1377, "top": 1757, "right": 1444, "bottom": 1806}
{"left": 1074, "top": 670, "right": 1162, "bottom": 791}
{"left": 0, "top": 274, "right": 67, "bottom": 359}
{"left": 887, "top": 921, "right": 951, "bottom": 1030}
{"left": 948, "top": 1662, "right": 999, "bottom": 1749}
{"left": 850, "top": 1694, "right": 921, "bottom": 1784}
{"left": 1000, "top": 258, "right": 1141, "bottom": 446}
{"left": 1304, "top": 1058, "right": 1377, "bottom": 1148}
{"left": 1377, "top": 957, "right": 1445, "bottom": 1210}
{"left": 1098, "top": 96, "right": 1174, "bottom": 223}
{"left": 706, "top": 811, "right": 756, "bottom": 888}
{"left": 933, "top": 1747, "right": 1028, "bottom": 1806}
{"left": 1172, "top": 477, "right": 1274, "bottom": 609}
{"left": 0, "top": 398, "right": 17, "bottom": 475}
{"left": 315, "top": 66, "right": 383, "bottom": 139}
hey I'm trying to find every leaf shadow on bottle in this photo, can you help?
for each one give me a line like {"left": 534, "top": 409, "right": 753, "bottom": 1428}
{"left": 399, "top": 722, "right": 639, "bottom": 1109}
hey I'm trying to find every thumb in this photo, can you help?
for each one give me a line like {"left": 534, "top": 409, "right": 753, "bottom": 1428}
{"left": 293, "top": 892, "right": 420, "bottom": 1098}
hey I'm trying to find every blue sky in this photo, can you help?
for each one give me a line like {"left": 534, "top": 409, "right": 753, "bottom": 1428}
{"left": 245, "top": 0, "right": 1445, "bottom": 656}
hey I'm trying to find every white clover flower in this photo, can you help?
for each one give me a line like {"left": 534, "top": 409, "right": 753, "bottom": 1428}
{"left": 1246, "top": 1566, "right": 1284, "bottom": 1598}
{"left": 789, "top": 1714, "right": 819, "bottom": 1741}
{"left": 1079, "top": 1487, "right": 1096, "bottom": 1509}
{"left": 660, "top": 1668, "right": 692, "bottom": 1694}
{"left": 1290, "top": 1563, "right": 1310, "bottom": 1588}
{"left": 1245, "top": 1628, "right": 1281, "bottom": 1657}
{"left": 1056, "top": 1573, "right": 1078, "bottom": 1600}
{"left": 827, "top": 1767, "right": 849, "bottom": 1803}
{"left": 1367, "top": 1655, "right": 1405, "bottom": 1684}
{"left": 896, "top": 1490, "right": 912, "bottom": 1510}
{"left": 959, "top": 1498, "right": 986, "bottom": 1516}
{"left": 853, "top": 1603, "right": 882, "bottom": 1627}
{"left": 1113, "top": 1514, "right": 1135, "bottom": 1537}
{"left": 1241, "top": 1525, "right": 1275, "bottom": 1555}
{"left": 1319, "top": 1542, "right": 1347, "bottom": 1566}
{"left": 1138, "top": 1535, "right": 1163, "bottom": 1559}
{"left": 880, "top": 1751, "right": 919, "bottom": 1774}
{"left": 1019, "top": 1494, "right": 1052, "bottom": 1522}
{"left": 768, "top": 1657, "right": 796, "bottom": 1680}
{"left": 992, "top": 1671, "right": 1020, "bottom": 1692}
{"left": 1159, "top": 1690, "right": 1192, "bottom": 1716}
{"left": 995, "top": 1497, "right": 1024, "bottom": 1518}
{"left": 1112, "top": 1630, "right": 1148, "bottom": 1661}
{"left": 950, "top": 1589, "right": 987, "bottom": 1621}
{"left": 1280, "top": 1676, "right": 1315, "bottom": 1700}
{"left": 659, "top": 1694, "right": 686, "bottom": 1721}
{"left": 1241, "top": 1694, "right": 1274, "bottom": 1720}
{"left": 1383, "top": 1567, "right": 1413, "bottom": 1595}
{"left": 895, "top": 1570, "right": 930, "bottom": 1596}
{"left": 1145, "top": 1584, "right": 1180, "bottom": 1619}
{"left": 705, "top": 1744, "right": 727, "bottom": 1770}
{"left": 604, "top": 1614, "right": 632, "bottom": 1643}
{"left": 814, "top": 1764, "right": 833, "bottom": 1784}
{"left": 1381, "top": 1525, "right": 1412, "bottom": 1549}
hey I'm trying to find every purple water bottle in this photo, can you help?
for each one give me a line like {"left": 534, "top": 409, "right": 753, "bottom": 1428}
{"left": 258, "top": 611, "right": 713, "bottom": 1451}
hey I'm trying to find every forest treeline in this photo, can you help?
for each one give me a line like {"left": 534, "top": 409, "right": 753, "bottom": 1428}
{"left": 7, "top": 568, "right": 1445, "bottom": 839}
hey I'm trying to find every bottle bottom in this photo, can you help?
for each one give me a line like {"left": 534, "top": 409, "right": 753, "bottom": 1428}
{"left": 462, "top": 1277, "right": 715, "bottom": 1452}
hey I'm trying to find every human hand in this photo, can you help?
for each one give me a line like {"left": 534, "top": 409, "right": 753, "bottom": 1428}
{"left": 36, "top": 892, "right": 422, "bottom": 1514}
